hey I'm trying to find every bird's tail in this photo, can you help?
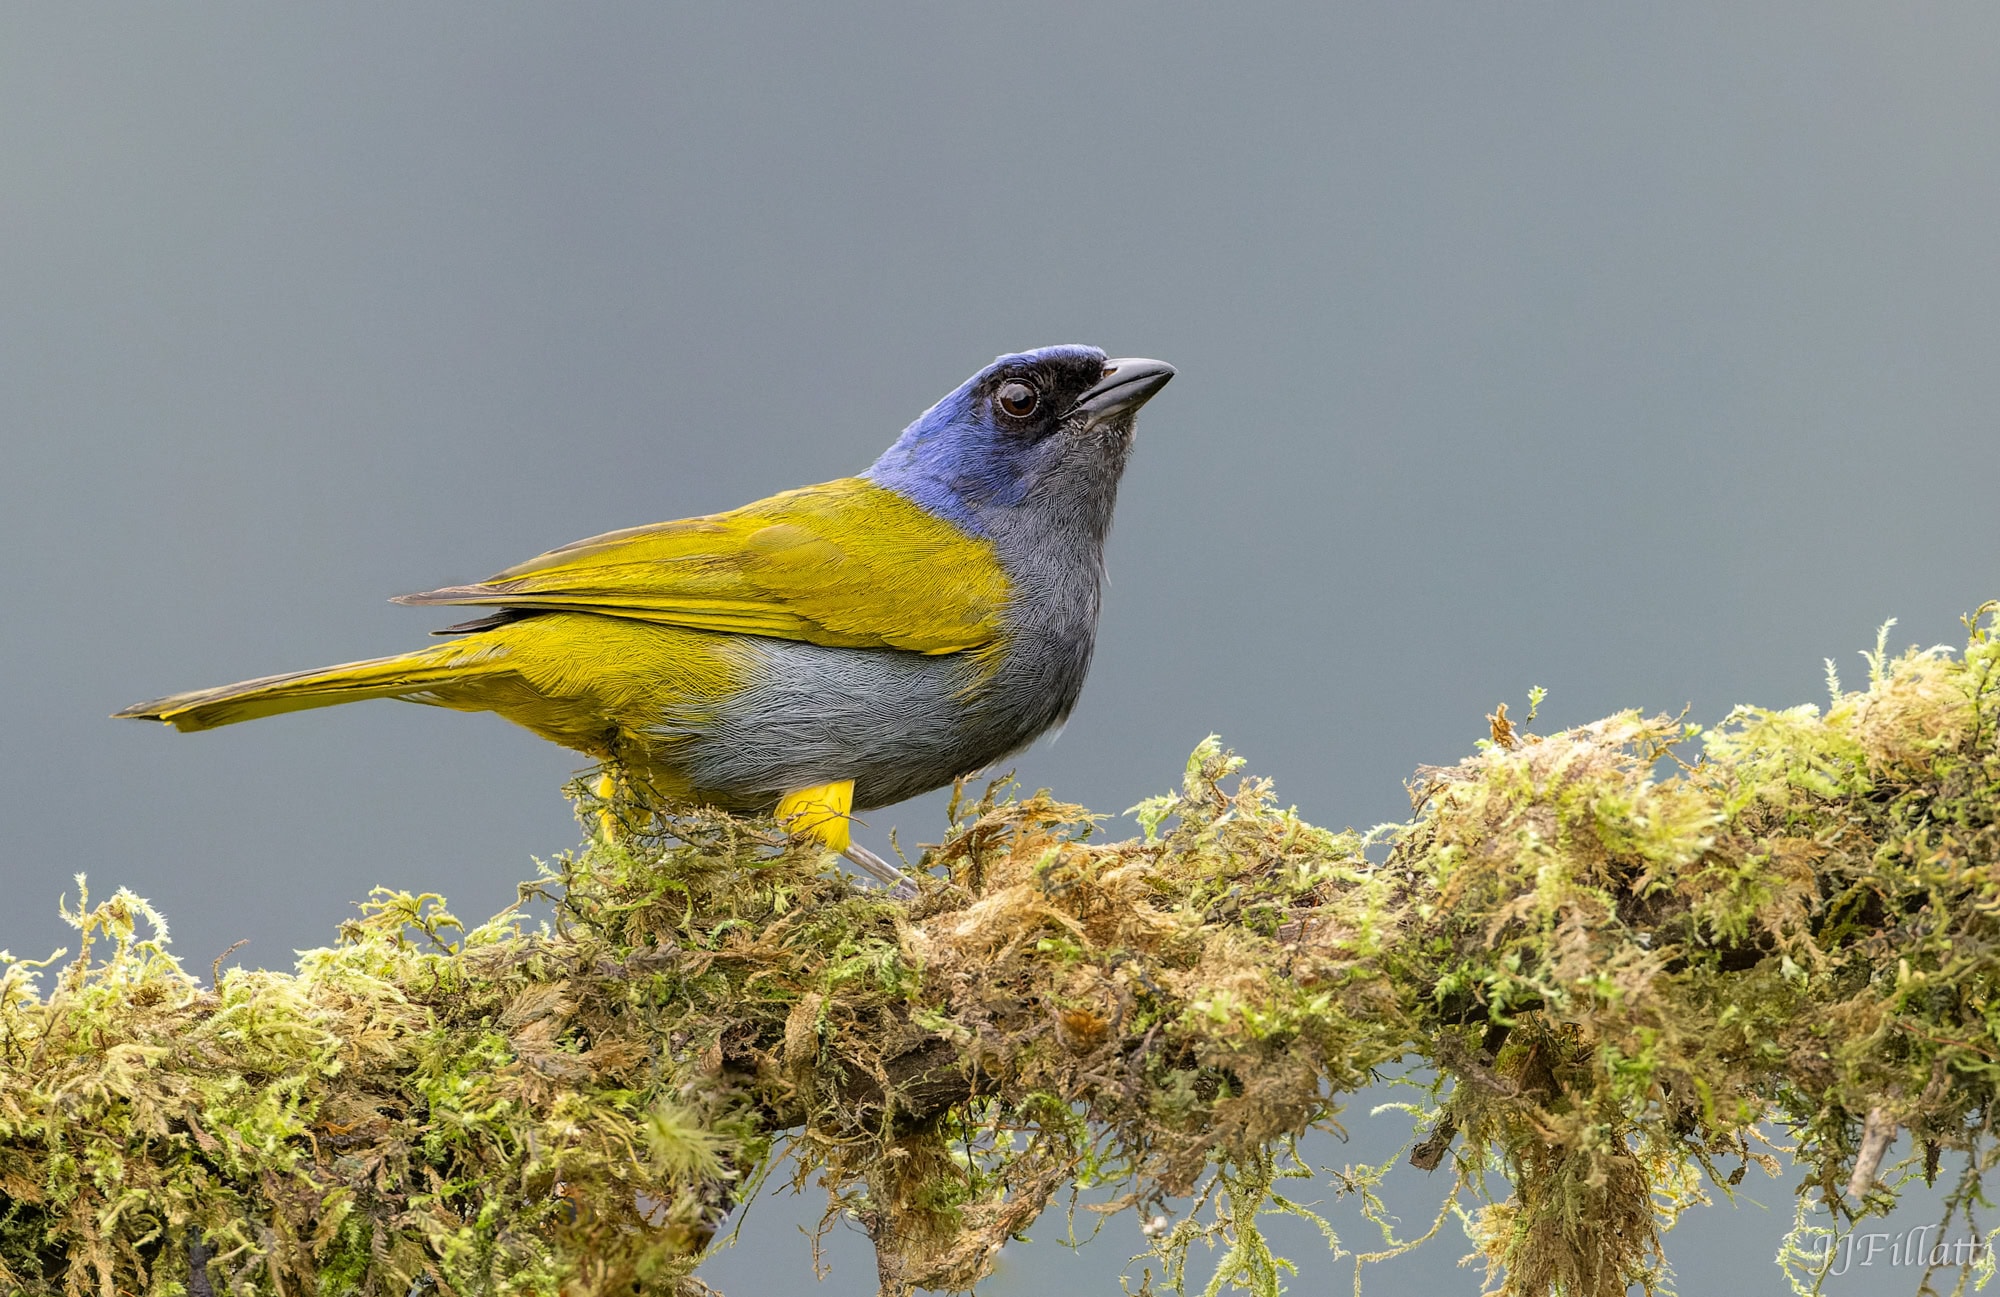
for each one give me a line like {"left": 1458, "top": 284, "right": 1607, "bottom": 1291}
{"left": 113, "top": 640, "right": 510, "bottom": 732}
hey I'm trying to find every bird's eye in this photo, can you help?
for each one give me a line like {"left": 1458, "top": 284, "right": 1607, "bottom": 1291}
{"left": 996, "top": 380, "right": 1039, "bottom": 419}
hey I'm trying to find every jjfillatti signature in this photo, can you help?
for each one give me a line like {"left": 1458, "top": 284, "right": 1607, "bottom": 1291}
{"left": 1810, "top": 1226, "right": 1988, "bottom": 1275}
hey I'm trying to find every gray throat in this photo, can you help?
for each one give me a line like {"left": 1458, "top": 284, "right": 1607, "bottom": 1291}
{"left": 967, "top": 420, "right": 1133, "bottom": 748}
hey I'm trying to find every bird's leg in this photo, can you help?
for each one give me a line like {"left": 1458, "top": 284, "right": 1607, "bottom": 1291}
{"left": 845, "top": 841, "right": 920, "bottom": 901}
{"left": 595, "top": 765, "right": 658, "bottom": 843}
{"left": 594, "top": 770, "right": 623, "bottom": 842}
{"left": 777, "top": 780, "right": 918, "bottom": 898}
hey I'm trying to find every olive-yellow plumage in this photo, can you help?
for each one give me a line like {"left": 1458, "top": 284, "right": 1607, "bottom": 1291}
{"left": 405, "top": 476, "right": 1010, "bottom": 654}
{"left": 120, "top": 479, "right": 1004, "bottom": 774}
{"left": 116, "top": 346, "right": 1176, "bottom": 888}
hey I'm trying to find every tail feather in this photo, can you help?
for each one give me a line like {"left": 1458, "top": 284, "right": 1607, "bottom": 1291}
{"left": 113, "top": 642, "right": 509, "bottom": 733}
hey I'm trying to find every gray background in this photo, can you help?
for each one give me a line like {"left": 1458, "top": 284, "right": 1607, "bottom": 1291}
{"left": 4, "top": 5, "right": 1996, "bottom": 1293}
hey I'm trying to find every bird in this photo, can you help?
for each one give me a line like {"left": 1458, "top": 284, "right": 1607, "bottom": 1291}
{"left": 116, "top": 346, "right": 1175, "bottom": 895}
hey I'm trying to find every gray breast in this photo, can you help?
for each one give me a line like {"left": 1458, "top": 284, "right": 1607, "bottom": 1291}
{"left": 659, "top": 545, "right": 1099, "bottom": 813}
{"left": 665, "top": 591, "right": 1095, "bottom": 812}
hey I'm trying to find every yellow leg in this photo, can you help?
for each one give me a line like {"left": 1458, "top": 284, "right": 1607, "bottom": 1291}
{"left": 777, "top": 781, "right": 916, "bottom": 896}
{"left": 595, "top": 771, "right": 622, "bottom": 842}
{"left": 776, "top": 780, "right": 854, "bottom": 853}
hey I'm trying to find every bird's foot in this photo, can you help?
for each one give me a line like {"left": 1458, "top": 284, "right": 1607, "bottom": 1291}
{"left": 777, "top": 780, "right": 918, "bottom": 898}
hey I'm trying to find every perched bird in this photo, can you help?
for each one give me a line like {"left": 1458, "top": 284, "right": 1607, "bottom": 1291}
{"left": 116, "top": 346, "right": 1174, "bottom": 893}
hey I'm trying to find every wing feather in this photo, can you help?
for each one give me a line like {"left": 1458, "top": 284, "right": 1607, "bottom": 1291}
{"left": 395, "top": 479, "right": 1006, "bottom": 655}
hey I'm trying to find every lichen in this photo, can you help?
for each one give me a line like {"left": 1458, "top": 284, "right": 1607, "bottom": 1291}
{"left": 3, "top": 603, "right": 1997, "bottom": 1297}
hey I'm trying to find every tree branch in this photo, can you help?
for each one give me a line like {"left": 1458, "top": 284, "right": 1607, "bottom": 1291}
{"left": 4, "top": 604, "right": 1997, "bottom": 1297}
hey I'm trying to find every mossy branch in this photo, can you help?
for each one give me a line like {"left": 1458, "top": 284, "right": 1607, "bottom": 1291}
{"left": 6, "top": 604, "right": 2000, "bottom": 1297}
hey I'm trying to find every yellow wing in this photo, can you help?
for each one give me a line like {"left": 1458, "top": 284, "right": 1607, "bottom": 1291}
{"left": 395, "top": 478, "right": 1007, "bottom": 655}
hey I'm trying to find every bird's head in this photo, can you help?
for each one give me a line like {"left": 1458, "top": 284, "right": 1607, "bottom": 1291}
{"left": 867, "top": 345, "right": 1175, "bottom": 537}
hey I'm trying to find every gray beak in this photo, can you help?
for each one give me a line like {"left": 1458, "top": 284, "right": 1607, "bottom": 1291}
{"left": 1074, "top": 357, "right": 1175, "bottom": 428}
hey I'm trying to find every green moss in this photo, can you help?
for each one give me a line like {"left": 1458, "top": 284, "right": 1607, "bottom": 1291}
{"left": 3, "top": 603, "right": 1998, "bottom": 1295}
